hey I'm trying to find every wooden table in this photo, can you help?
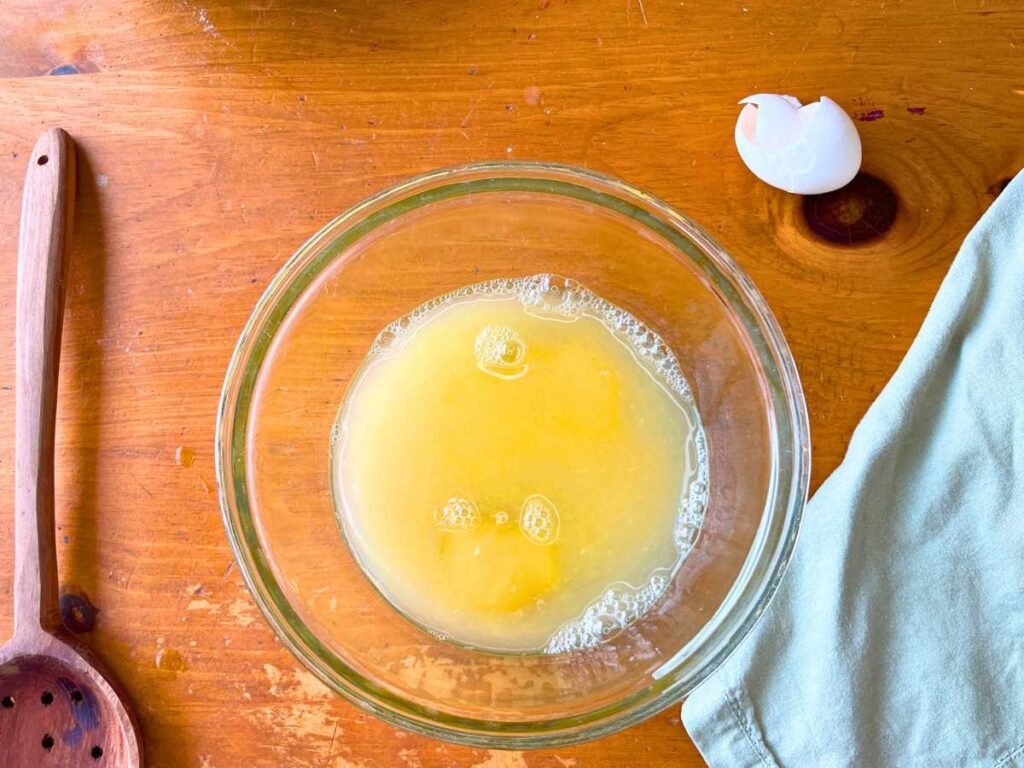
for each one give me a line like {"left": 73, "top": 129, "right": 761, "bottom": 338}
{"left": 0, "top": 1, "right": 1021, "bottom": 765}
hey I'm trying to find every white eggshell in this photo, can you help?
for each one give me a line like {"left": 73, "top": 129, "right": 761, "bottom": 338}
{"left": 734, "top": 94, "right": 862, "bottom": 194}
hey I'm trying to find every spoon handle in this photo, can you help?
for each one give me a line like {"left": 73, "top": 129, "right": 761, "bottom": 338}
{"left": 14, "top": 128, "right": 75, "bottom": 635}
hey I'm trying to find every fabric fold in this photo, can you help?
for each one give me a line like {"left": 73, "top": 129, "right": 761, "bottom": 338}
{"left": 684, "top": 172, "right": 1024, "bottom": 767}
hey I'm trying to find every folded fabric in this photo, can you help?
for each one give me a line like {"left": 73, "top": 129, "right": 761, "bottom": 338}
{"left": 684, "top": 171, "right": 1024, "bottom": 767}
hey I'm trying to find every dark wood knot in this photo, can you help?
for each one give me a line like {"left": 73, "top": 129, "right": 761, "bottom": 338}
{"left": 802, "top": 173, "right": 898, "bottom": 245}
{"left": 60, "top": 592, "right": 98, "bottom": 634}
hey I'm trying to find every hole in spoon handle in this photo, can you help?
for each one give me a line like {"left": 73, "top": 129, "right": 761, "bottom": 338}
{"left": 13, "top": 128, "right": 76, "bottom": 635}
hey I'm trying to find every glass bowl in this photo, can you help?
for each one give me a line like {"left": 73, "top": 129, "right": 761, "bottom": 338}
{"left": 216, "top": 162, "right": 809, "bottom": 748}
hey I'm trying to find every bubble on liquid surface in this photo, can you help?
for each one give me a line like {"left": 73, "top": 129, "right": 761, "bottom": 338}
{"left": 519, "top": 494, "right": 560, "bottom": 546}
{"left": 545, "top": 570, "right": 671, "bottom": 654}
{"left": 434, "top": 497, "right": 480, "bottom": 532}
{"left": 520, "top": 274, "right": 576, "bottom": 317}
{"left": 674, "top": 430, "right": 710, "bottom": 555}
{"left": 474, "top": 325, "right": 529, "bottom": 380}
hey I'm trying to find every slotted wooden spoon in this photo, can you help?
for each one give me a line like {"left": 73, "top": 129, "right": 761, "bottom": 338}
{"left": 0, "top": 129, "right": 143, "bottom": 766}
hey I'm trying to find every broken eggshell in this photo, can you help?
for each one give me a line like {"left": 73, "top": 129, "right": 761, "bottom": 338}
{"left": 734, "top": 94, "right": 861, "bottom": 194}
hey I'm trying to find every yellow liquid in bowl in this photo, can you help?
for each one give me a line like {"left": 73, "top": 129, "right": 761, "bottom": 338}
{"left": 332, "top": 275, "right": 708, "bottom": 653}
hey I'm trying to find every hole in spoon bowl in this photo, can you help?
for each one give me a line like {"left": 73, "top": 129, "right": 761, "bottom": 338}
{"left": 0, "top": 656, "right": 132, "bottom": 764}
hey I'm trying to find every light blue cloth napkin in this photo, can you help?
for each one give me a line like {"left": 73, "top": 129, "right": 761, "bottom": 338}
{"left": 684, "top": 171, "right": 1024, "bottom": 768}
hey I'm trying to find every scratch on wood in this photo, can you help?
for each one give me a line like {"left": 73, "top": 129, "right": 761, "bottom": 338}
{"left": 328, "top": 719, "right": 340, "bottom": 756}
{"left": 124, "top": 560, "right": 140, "bottom": 591}
{"left": 127, "top": 467, "right": 155, "bottom": 498}
{"left": 228, "top": 596, "right": 258, "bottom": 627}
{"left": 187, "top": 598, "right": 221, "bottom": 614}
{"left": 177, "top": 0, "right": 229, "bottom": 43}
{"left": 472, "top": 750, "right": 529, "bottom": 768}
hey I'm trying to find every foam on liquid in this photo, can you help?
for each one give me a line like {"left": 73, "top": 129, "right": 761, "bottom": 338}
{"left": 332, "top": 275, "right": 708, "bottom": 653}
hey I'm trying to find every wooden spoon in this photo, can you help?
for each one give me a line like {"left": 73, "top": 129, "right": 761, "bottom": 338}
{"left": 0, "top": 129, "right": 143, "bottom": 766}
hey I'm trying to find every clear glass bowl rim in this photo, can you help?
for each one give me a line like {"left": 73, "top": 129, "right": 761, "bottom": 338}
{"left": 215, "top": 160, "right": 811, "bottom": 748}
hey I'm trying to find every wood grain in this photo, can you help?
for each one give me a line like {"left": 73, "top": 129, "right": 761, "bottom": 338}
{"left": 1, "top": 127, "right": 141, "bottom": 768}
{"left": 0, "top": 1, "right": 1022, "bottom": 766}
{"left": 14, "top": 127, "right": 74, "bottom": 635}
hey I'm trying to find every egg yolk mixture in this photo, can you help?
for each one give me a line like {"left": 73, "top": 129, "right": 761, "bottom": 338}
{"left": 332, "top": 275, "right": 708, "bottom": 653}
